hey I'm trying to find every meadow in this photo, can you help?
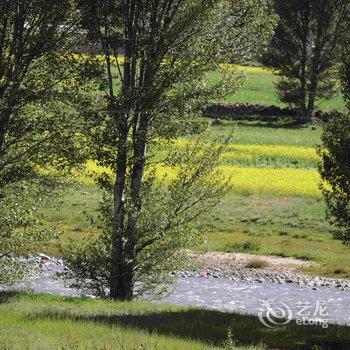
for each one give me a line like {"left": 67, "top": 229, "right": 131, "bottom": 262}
{"left": 40, "top": 115, "right": 350, "bottom": 278}
{"left": 208, "top": 65, "right": 346, "bottom": 111}
{"left": 1, "top": 292, "right": 350, "bottom": 350}
{"left": 5, "top": 64, "right": 349, "bottom": 350}
{"left": 34, "top": 63, "right": 350, "bottom": 279}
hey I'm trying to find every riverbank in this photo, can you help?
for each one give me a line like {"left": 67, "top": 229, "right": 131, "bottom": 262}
{"left": 1, "top": 290, "right": 350, "bottom": 349}
{"left": 186, "top": 252, "right": 350, "bottom": 291}
{"left": 2, "top": 253, "right": 350, "bottom": 327}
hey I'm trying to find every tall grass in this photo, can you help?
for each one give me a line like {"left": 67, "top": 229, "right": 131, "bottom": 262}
{"left": 1, "top": 293, "right": 349, "bottom": 350}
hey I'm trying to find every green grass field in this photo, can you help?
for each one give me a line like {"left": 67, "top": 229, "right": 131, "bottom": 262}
{"left": 1, "top": 292, "right": 350, "bottom": 350}
{"left": 32, "top": 64, "right": 350, "bottom": 277}
{"left": 39, "top": 117, "right": 350, "bottom": 278}
{"left": 3, "top": 65, "right": 350, "bottom": 349}
{"left": 207, "top": 65, "right": 346, "bottom": 111}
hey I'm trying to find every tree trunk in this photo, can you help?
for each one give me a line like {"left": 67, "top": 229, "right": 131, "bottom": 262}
{"left": 299, "top": 33, "right": 308, "bottom": 120}
{"left": 123, "top": 114, "right": 148, "bottom": 297}
{"left": 307, "top": 82, "right": 317, "bottom": 119}
{"left": 109, "top": 116, "right": 129, "bottom": 300}
{"left": 307, "top": 60, "right": 320, "bottom": 119}
{"left": 109, "top": 114, "right": 148, "bottom": 300}
{"left": 299, "top": 12, "right": 310, "bottom": 123}
{"left": 109, "top": 0, "right": 141, "bottom": 300}
{"left": 299, "top": 69, "right": 308, "bottom": 122}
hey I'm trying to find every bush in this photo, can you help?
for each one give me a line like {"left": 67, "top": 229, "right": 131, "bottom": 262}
{"left": 224, "top": 240, "right": 260, "bottom": 253}
{"left": 245, "top": 259, "right": 269, "bottom": 269}
{"left": 202, "top": 103, "right": 332, "bottom": 122}
{"left": 318, "top": 111, "right": 350, "bottom": 245}
{"left": 0, "top": 179, "right": 59, "bottom": 286}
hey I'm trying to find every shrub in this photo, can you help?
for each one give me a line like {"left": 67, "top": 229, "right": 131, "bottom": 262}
{"left": 203, "top": 103, "right": 297, "bottom": 120}
{"left": 224, "top": 240, "right": 260, "bottom": 253}
{"left": 0, "top": 180, "right": 59, "bottom": 286}
{"left": 202, "top": 103, "right": 332, "bottom": 122}
{"left": 245, "top": 259, "right": 269, "bottom": 269}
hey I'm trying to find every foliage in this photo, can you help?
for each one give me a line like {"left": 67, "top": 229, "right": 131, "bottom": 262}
{"left": 203, "top": 103, "right": 333, "bottom": 122}
{"left": 0, "top": 179, "right": 59, "bottom": 285}
{"left": 71, "top": 0, "right": 277, "bottom": 300}
{"left": 0, "top": 0, "right": 100, "bottom": 284}
{"left": 262, "top": 0, "right": 350, "bottom": 118}
{"left": 0, "top": 0, "right": 102, "bottom": 189}
{"left": 318, "top": 111, "right": 350, "bottom": 245}
{"left": 203, "top": 103, "right": 298, "bottom": 119}
{"left": 62, "top": 140, "right": 229, "bottom": 297}
{"left": 340, "top": 32, "right": 350, "bottom": 109}
{"left": 220, "top": 0, "right": 277, "bottom": 63}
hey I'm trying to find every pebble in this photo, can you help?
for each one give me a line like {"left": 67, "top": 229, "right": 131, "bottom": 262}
{"left": 2, "top": 254, "right": 350, "bottom": 326}
{"left": 1, "top": 254, "right": 350, "bottom": 292}
{"left": 37, "top": 253, "right": 51, "bottom": 261}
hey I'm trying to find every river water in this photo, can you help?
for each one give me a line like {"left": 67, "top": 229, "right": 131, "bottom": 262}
{"left": 25, "top": 260, "right": 350, "bottom": 327}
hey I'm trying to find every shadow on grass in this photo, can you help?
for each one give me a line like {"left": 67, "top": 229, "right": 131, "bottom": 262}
{"left": 0, "top": 291, "right": 21, "bottom": 304}
{"left": 31, "top": 306, "right": 350, "bottom": 350}
{"left": 235, "top": 120, "right": 311, "bottom": 129}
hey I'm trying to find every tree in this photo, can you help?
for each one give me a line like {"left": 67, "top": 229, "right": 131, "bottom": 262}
{"left": 318, "top": 111, "right": 350, "bottom": 246}
{"left": 65, "top": 0, "right": 275, "bottom": 300}
{"left": 262, "top": 0, "right": 350, "bottom": 120}
{"left": 0, "top": 0, "right": 93, "bottom": 191}
{"left": 226, "top": 0, "right": 277, "bottom": 63}
{"left": 0, "top": 0, "right": 96, "bottom": 284}
{"left": 340, "top": 27, "right": 350, "bottom": 109}
{"left": 63, "top": 139, "right": 230, "bottom": 297}
{"left": 318, "top": 30, "right": 350, "bottom": 247}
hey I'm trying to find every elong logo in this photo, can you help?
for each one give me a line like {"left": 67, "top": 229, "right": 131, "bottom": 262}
{"left": 258, "top": 299, "right": 329, "bottom": 328}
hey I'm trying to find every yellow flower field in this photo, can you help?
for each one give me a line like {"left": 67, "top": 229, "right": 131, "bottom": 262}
{"left": 219, "top": 166, "right": 321, "bottom": 197}
{"left": 223, "top": 144, "right": 319, "bottom": 163}
{"left": 162, "top": 139, "right": 320, "bottom": 165}
{"left": 220, "top": 64, "right": 275, "bottom": 74}
{"left": 155, "top": 165, "right": 321, "bottom": 198}
{"left": 81, "top": 139, "right": 322, "bottom": 198}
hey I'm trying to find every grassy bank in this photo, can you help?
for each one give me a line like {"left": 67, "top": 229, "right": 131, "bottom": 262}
{"left": 39, "top": 118, "right": 350, "bottom": 278}
{"left": 41, "top": 183, "right": 350, "bottom": 278}
{"left": 199, "top": 194, "right": 350, "bottom": 277}
{"left": 1, "top": 292, "right": 350, "bottom": 350}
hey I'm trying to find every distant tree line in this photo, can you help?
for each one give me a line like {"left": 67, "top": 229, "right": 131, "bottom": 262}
{"left": 262, "top": 0, "right": 350, "bottom": 120}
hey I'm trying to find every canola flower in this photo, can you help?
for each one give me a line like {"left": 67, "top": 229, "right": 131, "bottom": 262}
{"left": 218, "top": 166, "right": 321, "bottom": 197}
{"left": 79, "top": 140, "right": 322, "bottom": 198}
{"left": 155, "top": 165, "right": 321, "bottom": 198}
{"left": 81, "top": 161, "right": 321, "bottom": 198}
{"left": 219, "top": 64, "right": 275, "bottom": 75}
{"left": 222, "top": 144, "right": 319, "bottom": 166}
{"left": 166, "top": 139, "right": 320, "bottom": 166}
